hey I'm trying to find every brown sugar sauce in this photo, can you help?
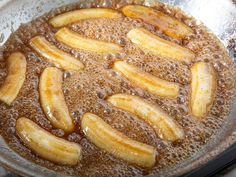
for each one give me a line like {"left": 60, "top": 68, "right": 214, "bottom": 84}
{"left": 0, "top": 2, "right": 235, "bottom": 176}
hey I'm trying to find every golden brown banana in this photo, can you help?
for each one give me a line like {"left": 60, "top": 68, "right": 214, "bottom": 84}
{"left": 55, "top": 28, "right": 122, "bottom": 53}
{"left": 107, "top": 94, "right": 184, "bottom": 141}
{"left": 30, "top": 36, "right": 84, "bottom": 71}
{"left": 16, "top": 117, "right": 82, "bottom": 165}
{"left": 122, "top": 5, "right": 193, "bottom": 40}
{"left": 50, "top": 8, "right": 122, "bottom": 28}
{"left": 113, "top": 61, "right": 179, "bottom": 98}
{"left": 0, "top": 52, "right": 26, "bottom": 105}
{"left": 190, "top": 62, "right": 216, "bottom": 118}
{"left": 81, "top": 113, "right": 157, "bottom": 168}
{"left": 127, "top": 28, "right": 195, "bottom": 63}
{"left": 39, "top": 67, "right": 75, "bottom": 132}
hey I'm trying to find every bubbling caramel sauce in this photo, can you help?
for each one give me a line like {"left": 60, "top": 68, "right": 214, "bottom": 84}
{"left": 0, "top": 2, "right": 235, "bottom": 176}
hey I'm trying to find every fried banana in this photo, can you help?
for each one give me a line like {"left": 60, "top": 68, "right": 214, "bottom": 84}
{"left": 113, "top": 61, "right": 179, "bottom": 98}
{"left": 50, "top": 8, "right": 122, "bottom": 28}
{"left": 190, "top": 62, "right": 216, "bottom": 118}
{"left": 0, "top": 52, "right": 26, "bottom": 105}
{"left": 39, "top": 67, "right": 75, "bottom": 132}
{"left": 107, "top": 94, "right": 184, "bottom": 141}
{"left": 81, "top": 113, "right": 157, "bottom": 168}
{"left": 127, "top": 28, "right": 195, "bottom": 63}
{"left": 122, "top": 5, "right": 193, "bottom": 40}
{"left": 30, "top": 36, "right": 84, "bottom": 71}
{"left": 55, "top": 28, "right": 122, "bottom": 53}
{"left": 16, "top": 117, "right": 82, "bottom": 165}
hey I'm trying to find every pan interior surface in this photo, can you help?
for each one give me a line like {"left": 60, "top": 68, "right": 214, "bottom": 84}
{"left": 0, "top": 0, "right": 235, "bottom": 177}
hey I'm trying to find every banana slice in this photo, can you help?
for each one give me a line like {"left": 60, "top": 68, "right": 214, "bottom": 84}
{"left": 113, "top": 61, "right": 179, "bottom": 98}
{"left": 39, "top": 67, "right": 75, "bottom": 132}
{"left": 30, "top": 36, "right": 84, "bottom": 71}
{"left": 122, "top": 5, "right": 193, "bottom": 40}
{"left": 16, "top": 117, "right": 82, "bottom": 165}
{"left": 55, "top": 28, "right": 122, "bottom": 53}
{"left": 0, "top": 52, "right": 26, "bottom": 105}
{"left": 190, "top": 62, "right": 216, "bottom": 118}
{"left": 81, "top": 113, "right": 157, "bottom": 168}
{"left": 50, "top": 8, "right": 122, "bottom": 28}
{"left": 107, "top": 94, "right": 184, "bottom": 141}
{"left": 127, "top": 28, "right": 194, "bottom": 63}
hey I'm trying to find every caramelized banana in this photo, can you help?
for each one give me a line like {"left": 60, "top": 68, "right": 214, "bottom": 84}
{"left": 50, "top": 8, "right": 122, "bottom": 28}
{"left": 127, "top": 28, "right": 194, "bottom": 63}
{"left": 113, "top": 61, "right": 179, "bottom": 98}
{"left": 107, "top": 94, "right": 184, "bottom": 141}
{"left": 55, "top": 28, "right": 122, "bottom": 53}
{"left": 190, "top": 62, "right": 216, "bottom": 118}
{"left": 122, "top": 5, "right": 193, "bottom": 40}
{"left": 30, "top": 36, "right": 84, "bottom": 71}
{"left": 16, "top": 117, "right": 81, "bottom": 165}
{"left": 0, "top": 52, "right": 26, "bottom": 105}
{"left": 39, "top": 67, "right": 74, "bottom": 132}
{"left": 81, "top": 113, "right": 157, "bottom": 168}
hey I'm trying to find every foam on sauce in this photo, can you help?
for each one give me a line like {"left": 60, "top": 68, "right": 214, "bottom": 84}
{"left": 0, "top": 2, "right": 235, "bottom": 176}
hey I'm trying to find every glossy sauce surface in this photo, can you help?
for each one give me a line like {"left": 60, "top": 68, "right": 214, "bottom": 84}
{"left": 0, "top": 2, "right": 235, "bottom": 176}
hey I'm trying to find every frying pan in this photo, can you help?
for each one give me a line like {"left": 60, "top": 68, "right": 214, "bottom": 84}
{"left": 0, "top": 0, "right": 236, "bottom": 176}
